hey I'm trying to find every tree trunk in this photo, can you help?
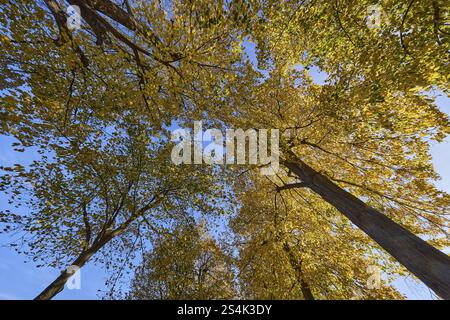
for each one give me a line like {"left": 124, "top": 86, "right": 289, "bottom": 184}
{"left": 283, "top": 243, "right": 315, "bottom": 300}
{"left": 33, "top": 193, "right": 163, "bottom": 300}
{"left": 34, "top": 237, "right": 109, "bottom": 300}
{"left": 282, "top": 157, "right": 450, "bottom": 299}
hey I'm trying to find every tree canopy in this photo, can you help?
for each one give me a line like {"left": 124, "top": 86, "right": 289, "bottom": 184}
{"left": 0, "top": 0, "right": 449, "bottom": 299}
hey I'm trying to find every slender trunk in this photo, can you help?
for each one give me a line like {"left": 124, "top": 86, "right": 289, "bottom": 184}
{"left": 282, "top": 157, "right": 450, "bottom": 299}
{"left": 34, "top": 192, "right": 163, "bottom": 300}
{"left": 283, "top": 243, "right": 315, "bottom": 300}
{"left": 34, "top": 237, "right": 110, "bottom": 300}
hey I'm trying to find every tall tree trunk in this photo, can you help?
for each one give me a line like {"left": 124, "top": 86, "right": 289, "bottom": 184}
{"left": 282, "top": 156, "right": 450, "bottom": 299}
{"left": 34, "top": 236, "right": 110, "bottom": 300}
{"left": 283, "top": 243, "right": 315, "bottom": 300}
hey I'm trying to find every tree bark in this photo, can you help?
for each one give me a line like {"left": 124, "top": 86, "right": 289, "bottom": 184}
{"left": 34, "top": 236, "right": 111, "bottom": 300}
{"left": 33, "top": 190, "right": 165, "bottom": 300}
{"left": 282, "top": 156, "right": 450, "bottom": 299}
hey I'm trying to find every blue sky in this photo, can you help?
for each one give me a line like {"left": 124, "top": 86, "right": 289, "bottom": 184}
{"left": 0, "top": 41, "right": 449, "bottom": 300}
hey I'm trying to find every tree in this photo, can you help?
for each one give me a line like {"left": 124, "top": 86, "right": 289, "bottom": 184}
{"left": 1, "top": 0, "right": 449, "bottom": 299}
{"left": 0, "top": 107, "right": 234, "bottom": 299}
{"left": 225, "top": 64, "right": 450, "bottom": 297}
{"left": 1, "top": 0, "right": 242, "bottom": 299}
{"left": 0, "top": 0, "right": 250, "bottom": 137}
{"left": 231, "top": 175, "right": 403, "bottom": 299}
{"left": 236, "top": 0, "right": 450, "bottom": 297}
{"left": 128, "top": 221, "right": 235, "bottom": 299}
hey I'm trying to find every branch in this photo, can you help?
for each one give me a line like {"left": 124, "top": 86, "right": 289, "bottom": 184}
{"left": 277, "top": 182, "right": 308, "bottom": 191}
{"left": 334, "top": 0, "right": 355, "bottom": 47}
{"left": 82, "top": 202, "right": 91, "bottom": 249}
{"left": 43, "top": 0, "right": 89, "bottom": 67}
{"left": 112, "top": 188, "right": 169, "bottom": 236}
{"left": 81, "top": 5, "right": 184, "bottom": 77}
{"left": 44, "top": 0, "right": 71, "bottom": 44}
{"left": 432, "top": 0, "right": 443, "bottom": 45}
{"left": 400, "top": 0, "right": 415, "bottom": 56}
{"left": 70, "top": 0, "right": 108, "bottom": 45}
{"left": 79, "top": 0, "right": 165, "bottom": 49}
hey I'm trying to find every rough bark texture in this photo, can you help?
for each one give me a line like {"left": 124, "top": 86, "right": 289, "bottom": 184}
{"left": 282, "top": 156, "right": 450, "bottom": 299}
